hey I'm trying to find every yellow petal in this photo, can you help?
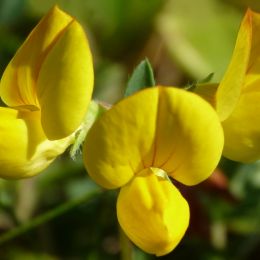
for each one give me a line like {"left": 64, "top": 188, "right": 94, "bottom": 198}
{"left": 222, "top": 81, "right": 260, "bottom": 162}
{"left": 214, "top": 10, "right": 260, "bottom": 162}
{"left": 117, "top": 168, "right": 189, "bottom": 256}
{"left": 84, "top": 88, "right": 158, "bottom": 189}
{"left": 194, "top": 83, "right": 218, "bottom": 108}
{"left": 83, "top": 87, "right": 223, "bottom": 188}
{"left": 216, "top": 9, "right": 252, "bottom": 121}
{"left": 0, "top": 107, "right": 73, "bottom": 179}
{"left": 37, "top": 19, "right": 93, "bottom": 140}
{"left": 0, "top": 6, "right": 73, "bottom": 109}
{"left": 244, "top": 10, "right": 260, "bottom": 87}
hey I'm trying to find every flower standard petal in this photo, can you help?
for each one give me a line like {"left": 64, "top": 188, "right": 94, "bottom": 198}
{"left": 216, "top": 9, "right": 252, "bottom": 121}
{"left": 0, "top": 6, "right": 94, "bottom": 140}
{"left": 0, "top": 6, "right": 93, "bottom": 178}
{"left": 222, "top": 11, "right": 260, "bottom": 162}
{"left": 0, "top": 6, "right": 73, "bottom": 109}
{"left": 0, "top": 107, "right": 73, "bottom": 179}
{"left": 221, "top": 11, "right": 260, "bottom": 161}
{"left": 37, "top": 19, "right": 94, "bottom": 140}
{"left": 117, "top": 168, "right": 189, "bottom": 256}
{"left": 83, "top": 87, "right": 224, "bottom": 188}
{"left": 196, "top": 10, "right": 260, "bottom": 162}
{"left": 244, "top": 11, "right": 260, "bottom": 87}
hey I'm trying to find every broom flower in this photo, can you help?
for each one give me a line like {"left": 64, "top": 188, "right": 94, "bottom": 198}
{"left": 0, "top": 6, "right": 94, "bottom": 178}
{"left": 195, "top": 9, "right": 260, "bottom": 162}
{"left": 83, "top": 87, "right": 223, "bottom": 255}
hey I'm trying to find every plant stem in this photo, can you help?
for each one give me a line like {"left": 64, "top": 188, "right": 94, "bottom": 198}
{"left": 0, "top": 187, "right": 102, "bottom": 245}
{"left": 120, "top": 226, "right": 133, "bottom": 260}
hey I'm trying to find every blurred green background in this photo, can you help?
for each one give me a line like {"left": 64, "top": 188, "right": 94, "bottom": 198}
{"left": 0, "top": 0, "right": 260, "bottom": 259}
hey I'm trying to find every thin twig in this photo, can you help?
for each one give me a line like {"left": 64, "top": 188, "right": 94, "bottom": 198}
{"left": 0, "top": 187, "right": 102, "bottom": 245}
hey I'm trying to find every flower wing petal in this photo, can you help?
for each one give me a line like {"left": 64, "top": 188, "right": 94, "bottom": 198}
{"left": 216, "top": 9, "right": 252, "bottom": 121}
{"left": 117, "top": 168, "right": 189, "bottom": 256}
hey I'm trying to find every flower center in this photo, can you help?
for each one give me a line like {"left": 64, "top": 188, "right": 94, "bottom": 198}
{"left": 150, "top": 167, "right": 168, "bottom": 179}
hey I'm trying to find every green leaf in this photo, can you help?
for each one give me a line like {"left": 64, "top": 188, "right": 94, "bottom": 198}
{"left": 185, "top": 72, "right": 214, "bottom": 91}
{"left": 0, "top": 0, "right": 25, "bottom": 25}
{"left": 125, "top": 58, "right": 155, "bottom": 97}
{"left": 230, "top": 161, "right": 260, "bottom": 199}
{"left": 199, "top": 72, "right": 214, "bottom": 84}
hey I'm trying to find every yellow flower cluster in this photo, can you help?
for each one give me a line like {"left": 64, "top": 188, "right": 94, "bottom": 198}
{"left": 0, "top": 6, "right": 259, "bottom": 256}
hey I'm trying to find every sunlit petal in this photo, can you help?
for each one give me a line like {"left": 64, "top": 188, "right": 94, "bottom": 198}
{"left": 38, "top": 20, "right": 93, "bottom": 140}
{"left": 0, "top": 6, "right": 72, "bottom": 109}
{"left": 117, "top": 168, "right": 189, "bottom": 256}
{"left": 194, "top": 83, "right": 218, "bottom": 107}
{"left": 0, "top": 107, "right": 73, "bottom": 179}
{"left": 84, "top": 88, "right": 159, "bottom": 189}
{"left": 244, "top": 10, "right": 260, "bottom": 86}
{"left": 0, "top": 6, "right": 93, "bottom": 140}
{"left": 204, "top": 10, "right": 260, "bottom": 162}
{"left": 222, "top": 81, "right": 260, "bottom": 162}
{"left": 84, "top": 87, "right": 223, "bottom": 188}
{"left": 216, "top": 9, "right": 252, "bottom": 121}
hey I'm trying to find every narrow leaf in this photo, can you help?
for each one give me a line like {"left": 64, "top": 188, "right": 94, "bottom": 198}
{"left": 199, "top": 72, "right": 214, "bottom": 84}
{"left": 125, "top": 58, "right": 155, "bottom": 97}
{"left": 185, "top": 72, "right": 214, "bottom": 91}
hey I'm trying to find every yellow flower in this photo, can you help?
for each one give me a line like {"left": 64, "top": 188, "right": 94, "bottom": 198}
{"left": 83, "top": 87, "right": 223, "bottom": 255}
{"left": 195, "top": 9, "right": 260, "bottom": 162}
{"left": 0, "top": 6, "right": 93, "bottom": 178}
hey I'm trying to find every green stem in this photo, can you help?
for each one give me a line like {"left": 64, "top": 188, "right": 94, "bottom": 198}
{"left": 0, "top": 187, "right": 102, "bottom": 245}
{"left": 120, "top": 226, "right": 133, "bottom": 260}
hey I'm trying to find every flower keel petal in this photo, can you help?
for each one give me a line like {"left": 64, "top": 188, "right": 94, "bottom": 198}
{"left": 117, "top": 168, "right": 189, "bottom": 256}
